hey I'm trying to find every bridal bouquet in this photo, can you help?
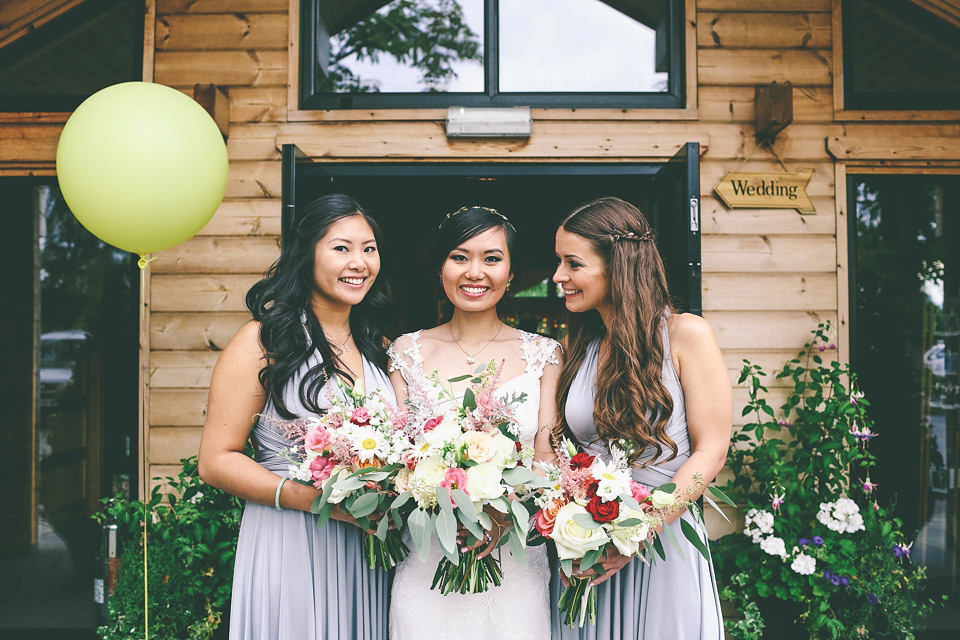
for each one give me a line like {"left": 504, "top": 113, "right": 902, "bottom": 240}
{"left": 273, "top": 378, "right": 412, "bottom": 570}
{"left": 398, "top": 362, "right": 545, "bottom": 595}
{"left": 532, "top": 438, "right": 734, "bottom": 628}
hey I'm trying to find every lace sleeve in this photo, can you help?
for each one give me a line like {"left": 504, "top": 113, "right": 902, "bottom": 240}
{"left": 518, "top": 331, "right": 562, "bottom": 379}
{"left": 386, "top": 331, "right": 424, "bottom": 385}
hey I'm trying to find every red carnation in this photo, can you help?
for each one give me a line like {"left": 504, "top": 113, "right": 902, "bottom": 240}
{"left": 570, "top": 452, "right": 595, "bottom": 470}
{"left": 586, "top": 495, "right": 619, "bottom": 523}
{"left": 422, "top": 415, "right": 444, "bottom": 432}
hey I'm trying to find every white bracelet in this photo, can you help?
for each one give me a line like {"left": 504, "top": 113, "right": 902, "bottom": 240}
{"left": 274, "top": 477, "right": 288, "bottom": 511}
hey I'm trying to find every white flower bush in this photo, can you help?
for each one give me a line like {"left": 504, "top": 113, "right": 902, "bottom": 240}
{"left": 817, "top": 498, "right": 865, "bottom": 534}
{"left": 743, "top": 508, "right": 775, "bottom": 543}
{"left": 759, "top": 535, "right": 787, "bottom": 559}
{"left": 790, "top": 552, "right": 817, "bottom": 576}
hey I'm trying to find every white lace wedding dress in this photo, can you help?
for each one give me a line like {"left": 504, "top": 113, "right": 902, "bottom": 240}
{"left": 387, "top": 329, "right": 559, "bottom": 640}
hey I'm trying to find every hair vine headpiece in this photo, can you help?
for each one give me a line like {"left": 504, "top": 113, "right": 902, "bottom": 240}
{"left": 609, "top": 227, "right": 654, "bottom": 242}
{"left": 439, "top": 205, "right": 516, "bottom": 231}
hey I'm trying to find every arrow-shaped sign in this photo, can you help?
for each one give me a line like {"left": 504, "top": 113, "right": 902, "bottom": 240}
{"left": 714, "top": 169, "right": 816, "bottom": 215}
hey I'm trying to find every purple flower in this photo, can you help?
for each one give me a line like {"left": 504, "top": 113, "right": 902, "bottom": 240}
{"left": 867, "top": 593, "right": 879, "bottom": 606}
{"left": 893, "top": 544, "right": 906, "bottom": 558}
{"left": 840, "top": 576, "right": 850, "bottom": 586}
{"left": 798, "top": 538, "right": 811, "bottom": 546}
{"left": 829, "top": 343, "right": 837, "bottom": 350}
{"left": 813, "top": 536, "right": 824, "bottom": 546}
{"left": 818, "top": 345, "right": 827, "bottom": 352}
{"left": 824, "top": 569, "right": 834, "bottom": 580}
{"left": 830, "top": 575, "right": 841, "bottom": 586}
{"left": 771, "top": 492, "right": 785, "bottom": 512}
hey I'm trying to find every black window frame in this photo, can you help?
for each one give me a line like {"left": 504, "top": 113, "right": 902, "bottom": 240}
{"left": 299, "top": 0, "right": 685, "bottom": 110}
{"left": 842, "top": 0, "right": 960, "bottom": 111}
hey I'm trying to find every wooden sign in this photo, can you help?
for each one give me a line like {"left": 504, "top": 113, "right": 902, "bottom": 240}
{"left": 714, "top": 169, "right": 816, "bottom": 215}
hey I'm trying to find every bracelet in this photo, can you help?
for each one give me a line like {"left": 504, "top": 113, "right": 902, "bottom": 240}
{"left": 274, "top": 477, "right": 288, "bottom": 511}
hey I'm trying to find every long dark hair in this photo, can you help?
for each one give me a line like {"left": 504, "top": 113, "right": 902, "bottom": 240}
{"left": 554, "top": 196, "right": 678, "bottom": 465}
{"left": 245, "top": 194, "right": 392, "bottom": 418}
{"left": 427, "top": 205, "right": 520, "bottom": 276}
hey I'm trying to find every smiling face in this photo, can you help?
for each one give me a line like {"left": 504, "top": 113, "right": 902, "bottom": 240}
{"left": 440, "top": 226, "right": 512, "bottom": 313}
{"left": 553, "top": 227, "right": 611, "bottom": 317}
{"left": 310, "top": 214, "right": 380, "bottom": 311}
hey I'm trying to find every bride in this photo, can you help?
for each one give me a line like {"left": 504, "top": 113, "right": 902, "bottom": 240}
{"left": 387, "top": 206, "right": 560, "bottom": 640}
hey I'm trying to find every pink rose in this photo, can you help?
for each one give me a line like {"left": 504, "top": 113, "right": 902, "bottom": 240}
{"left": 630, "top": 481, "right": 652, "bottom": 504}
{"left": 423, "top": 415, "right": 444, "bottom": 432}
{"left": 351, "top": 407, "right": 371, "bottom": 426}
{"left": 304, "top": 427, "right": 330, "bottom": 453}
{"left": 535, "top": 499, "right": 565, "bottom": 536}
{"left": 309, "top": 456, "right": 336, "bottom": 487}
{"left": 439, "top": 467, "right": 468, "bottom": 507}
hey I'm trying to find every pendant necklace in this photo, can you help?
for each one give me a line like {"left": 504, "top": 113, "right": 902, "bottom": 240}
{"left": 451, "top": 323, "right": 503, "bottom": 365}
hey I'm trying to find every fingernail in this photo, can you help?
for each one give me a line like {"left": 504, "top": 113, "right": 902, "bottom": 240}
{"left": 461, "top": 547, "right": 468, "bottom": 552}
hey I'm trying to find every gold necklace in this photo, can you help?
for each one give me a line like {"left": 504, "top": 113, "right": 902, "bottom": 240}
{"left": 324, "top": 328, "right": 352, "bottom": 354}
{"left": 450, "top": 323, "right": 503, "bottom": 365}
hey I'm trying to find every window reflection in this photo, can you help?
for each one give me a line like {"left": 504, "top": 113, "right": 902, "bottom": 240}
{"left": 853, "top": 176, "right": 959, "bottom": 596}
{"left": 314, "top": 0, "right": 484, "bottom": 93}
{"left": 499, "top": 0, "right": 669, "bottom": 93}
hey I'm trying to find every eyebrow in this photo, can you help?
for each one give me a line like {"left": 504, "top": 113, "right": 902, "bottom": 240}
{"left": 452, "top": 247, "right": 504, "bottom": 255}
{"left": 328, "top": 238, "right": 377, "bottom": 245}
{"left": 557, "top": 253, "right": 584, "bottom": 260}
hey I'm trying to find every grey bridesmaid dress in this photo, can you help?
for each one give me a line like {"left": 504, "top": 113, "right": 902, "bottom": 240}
{"left": 228, "top": 351, "right": 394, "bottom": 640}
{"left": 551, "top": 315, "right": 724, "bottom": 639}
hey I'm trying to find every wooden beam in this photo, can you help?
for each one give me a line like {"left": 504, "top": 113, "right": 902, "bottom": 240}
{"left": 827, "top": 136, "right": 960, "bottom": 160}
{"left": 911, "top": 0, "right": 960, "bottom": 29}
{"left": 0, "top": 0, "right": 87, "bottom": 50}
{"left": 193, "top": 83, "right": 230, "bottom": 137}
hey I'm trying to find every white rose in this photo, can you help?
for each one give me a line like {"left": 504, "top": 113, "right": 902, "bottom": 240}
{"left": 394, "top": 468, "right": 411, "bottom": 493}
{"left": 650, "top": 490, "right": 676, "bottom": 510}
{"left": 411, "top": 456, "right": 446, "bottom": 488}
{"left": 459, "top": 430, "right": 497, "bottom": 464}
{"left": 326, "top": 469, "right": 351, "bottom": 504}
{"left": 550, "top": 502, "right": 610, "bottom": 560}
{"left": 489, "top": 431, "right": 519, "bottom": 469}
{"left": 465, "top": 463, "right": 505, "bottom": 500}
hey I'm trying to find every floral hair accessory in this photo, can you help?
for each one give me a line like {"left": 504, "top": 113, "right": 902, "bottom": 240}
{"left": 608, "top": 226, "right": 654, "bottom": 242}
{"left": 439, "top": 205, "right": 516, "bottom": 231}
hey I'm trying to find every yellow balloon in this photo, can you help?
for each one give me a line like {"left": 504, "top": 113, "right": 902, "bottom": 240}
{"left": 56, "top": 82, "right": 228, "bottom": 255}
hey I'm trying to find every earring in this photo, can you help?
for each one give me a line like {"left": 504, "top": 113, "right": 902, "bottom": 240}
{"left": 506, "top": 280, "right": 512, "bottom": 292}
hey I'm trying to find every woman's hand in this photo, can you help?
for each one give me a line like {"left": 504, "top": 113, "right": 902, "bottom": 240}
{"left": 560, "top": 547, "right": 633, "bottom": 587}
{"left": 330, "top": 504, "right": 377, "bottom": 535}
{"left": 458, "top": 505, "right": 511, "bottom": 557}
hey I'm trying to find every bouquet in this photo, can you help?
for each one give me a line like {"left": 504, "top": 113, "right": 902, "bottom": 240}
{"left": 272, "top": 378, "right": 412, "bottom": 570}
{"left": 531, "top": 438, "right": 734, "bottom": 628}
{"left": 398, "top": 362, "right": 546, "bottom": 594}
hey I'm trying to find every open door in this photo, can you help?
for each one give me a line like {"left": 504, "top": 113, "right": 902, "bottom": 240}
{"left": 652, "top": 142, "right": 701, "bottom": 315}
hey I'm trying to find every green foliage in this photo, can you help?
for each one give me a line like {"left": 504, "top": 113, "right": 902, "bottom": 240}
{"left": 93, "top": 456, "right": 244, "bottom": 640}
{"left": 714, "top": 323, "right": 944, "bottom": 639}
{"left": 318, "top": 0, "right": 482, "bottom": 92}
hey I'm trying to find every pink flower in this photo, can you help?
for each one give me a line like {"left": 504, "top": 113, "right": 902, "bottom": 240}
{"left": 351, "top": 407, "right": 371, "bottom": 426}
{"left": 309, "top": 456, "right": 336, "bottom": 487}
{"left": 440, "top": 467, "right": 468, "bottom": 492}
{"left": 304, "top": 427, "right": 331, "bottom": 452}
{"left": 630, "top": 481, "right": 652, "bottom": 504}
{"left": 423, "top": 415, "right": 444, "bottom": 432}
{"left": 771, "top": 492, "right": 785, "bottom": 512}
{"left": 862, "top": 476, "right": 879, "bottom": 493}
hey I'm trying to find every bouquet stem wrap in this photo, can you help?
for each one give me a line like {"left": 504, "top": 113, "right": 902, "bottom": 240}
{"left": 558, "top": 576, "right": 596, "bottom": 628}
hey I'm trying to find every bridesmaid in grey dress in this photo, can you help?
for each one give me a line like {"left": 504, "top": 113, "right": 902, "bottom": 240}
{"left": 198, "top": 194, "right": 395, "bottom": 640}
{"left": 550, "top": 197, "right": 731, "bottom": 639}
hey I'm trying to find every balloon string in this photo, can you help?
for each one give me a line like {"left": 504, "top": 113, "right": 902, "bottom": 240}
{"left": 138, "top": 257, "right": 150, "bottom": 640}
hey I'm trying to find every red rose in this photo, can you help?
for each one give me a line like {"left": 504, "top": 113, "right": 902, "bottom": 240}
{"left": 570, "top": 452, "right": 594, "bottom": 469}
{"left": 422, "top": 415, "right": 444, "bottom": 432}
{"left": 516, "top": 441, "right": 524, "bottom": 452}
{"left": 585, "top": 480, "right": 600, "bottom": 500}
{"left": 586, "top": 495, "right": 619, "bottom": 523}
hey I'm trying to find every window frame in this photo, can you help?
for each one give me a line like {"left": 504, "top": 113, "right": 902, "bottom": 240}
{"left": 297, "top": 0, "right": 685, "bottom": 111}
{"left": 837, "top": 0, "right": 960, "bottom": 115}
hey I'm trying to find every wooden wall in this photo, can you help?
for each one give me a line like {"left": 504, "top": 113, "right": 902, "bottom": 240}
{"left": 2, "top": 0, "right": 959, "bottom": 524}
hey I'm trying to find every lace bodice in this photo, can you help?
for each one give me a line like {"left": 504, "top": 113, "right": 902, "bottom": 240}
{"left": 387, "top": 329, "right": 560, "bottom": 448}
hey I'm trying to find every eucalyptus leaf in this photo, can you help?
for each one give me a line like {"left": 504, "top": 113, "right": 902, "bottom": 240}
{"left": 408, "top": 508, "right": 433, "bottom": 562}
{"left": 502, "top": 466, "right": 534, "bottom": 486}
{"left": 572, "top": 513, "right": 602, "bottom": 530}
{"left": 348, "top": 492, "right": 381, "bottom": 518}
{"left": 581, "top": 547, "right": 602, "bottom": 570}
{"left": 619, "top": 494, "right": 643, "bottom": 514}
{"left": 652, "top": 535, "right": 666, "bottom": 561}
{"left": 702, "top": 493, "right": 730, "bottom": 522}
{"left": 451, "top": 489, "right": 479, "bottom": 521}
{"left": 707, "top": 485, "right": 737, "bottom": 508}
{"left": 616, "top": 518, "right": 642, "bottom": 527}
{"left": 488, "top": 497, "right": 510, "bottom": 513}
{"left": 659, "top": 521, "right": 686, "bottom": 562}
{"left": 447, "top": 374, "right": 472, "bottom": 383}
{"left": 680, "top": 517, "right": 710, "bottom": 560}
{"left": 435, "top": 487, "right": 455, "bottom": 519}
{"left": 510, "top": 500, "right": 530, "bottom": 536}
{"left": 390, "top": 490, "right": 412, "bottom": 511}
{"left": 375, "top": 511, "right": 390, "bottom": 541}
{"left": 333, "top": 476, "right": 367, "bottom": 491}
{"left": 506, "top": 529, "right": 526, "bottom": 563}
{"left": 560, "top": 558, "right": 574, "bottom": 578}
{"left": 477, "top": 511, "right": 493, "bottom": 530}
{"left": 463, "top": 388, "right": 477, "bottom": 411}
{"left": 436, "top": 508, "right": 458, "bottom": 557}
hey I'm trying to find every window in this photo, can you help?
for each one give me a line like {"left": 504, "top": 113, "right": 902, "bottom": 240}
{"left": 300, "top": 0, "right": 684, "bottom": 110}
{"left": 843, "top": 0, "right": 960, "bottom": 110}
{"left": 0, "top": 0, "right": 142, "bottom": 112}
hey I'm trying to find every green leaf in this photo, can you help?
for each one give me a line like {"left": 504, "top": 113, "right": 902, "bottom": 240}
{"left": 506, "top": 528, "right": 525, "bottom": 563}
{"left": 502, "top": 466, "right": 535, "bottom": 486}
{"left": 435, "top": 508, "right": 458, "bottom": 557}
{"left": 447, "top": 374, "right": 472, "bottom": 383}
{"left": 581, "top": 547, "right": 603, "bottom": 569}
{"left": 488, "top": 497, "right": 510, "bottom": 513}
{"left": 477, "top": 511, "right": 493, "bottom": 530}
{"left": 348, "top": 492, "right": 381, "bottom": 518}
{"left": 510, "top": 500, "right": 530, "bottom": 536}
{"left": 560, "top": 558, "right": 574, "bottom": 577}
{"left": 659, "top": 521, "right": 686, "bottom": 562}
{"left": 616, "top": 518, "right": 642, "bottom": 527}
{"left": 463, "top": 388, "right": 477, "bottom": 411}
{"left": 451, "top": 489, "right": 478, "bottom": 521}
{"left": 573, "top": 513, "right": 602, "bottom": 529}
{"left": 408, "top": 508, "right": 433, "bottom": 562}
{"left": 707, "top": 486, "right": 737, "bottom": 508}
{"left": 680, "top": 517, "right": 710, "bottom": 560}
{"left": 390, "top": 490, "right": 412, "bottom": 511}
{"left": 656, "top": 482, "right": 676, "bottom": 494}
{"left": 376, "top": 510, "right": 390, "bottom": 540}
